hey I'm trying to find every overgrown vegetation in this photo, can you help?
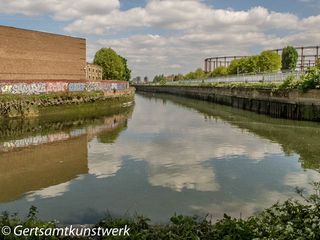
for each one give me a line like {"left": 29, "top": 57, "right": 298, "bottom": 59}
{"left": 277, "top": 66, "right": 320, "bottom": 91}
{"left": 1, "top": 183, "right": 320, "bottom": 239}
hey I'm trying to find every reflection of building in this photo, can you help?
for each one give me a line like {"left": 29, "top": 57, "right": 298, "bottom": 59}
{"left": 0, "top": 108, "right": 133, "bottom": 203}
{"left": 0, "top": 25, "right": 86, "bottom": 80}
{"left": 85, "top": 63, "right": 103, "bottom": 81}
{"left": 0, "top": 135, "right": 88, "bottom": 202}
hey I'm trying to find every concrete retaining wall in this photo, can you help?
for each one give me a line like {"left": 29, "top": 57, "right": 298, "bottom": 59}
{"left": 0, "top": 80, "right": 128, "bottom": 95}
{"left": 134, "top": 85, "right": 320, "bottom": 121}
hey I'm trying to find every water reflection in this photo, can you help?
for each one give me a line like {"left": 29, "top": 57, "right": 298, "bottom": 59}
{"left": 0, "top": 94, "right": 320, "bottom": 224}
{"left": 0, "top": 103, "right": 133, "bottom": 203}
{"left": 139, "top": 93, "right": 320, "bottom": 171}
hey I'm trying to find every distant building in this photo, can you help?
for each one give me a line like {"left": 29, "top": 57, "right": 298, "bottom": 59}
{"left": 85, "top": 63, "right": 103, "bottom": 81}
{"left": 144, "top": 76, "right": 148, "bottom": 83}
{"left": 132, "top": 76, "right": 142, "bottom": 84}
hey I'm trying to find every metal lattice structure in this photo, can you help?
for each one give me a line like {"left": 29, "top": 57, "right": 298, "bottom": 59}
{"left": 204, "top": 46, "right": 320, "bottom": 72}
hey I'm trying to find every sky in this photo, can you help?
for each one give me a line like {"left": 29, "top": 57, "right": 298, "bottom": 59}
{"left": 0, "top": 0, "right": 319, "bottom": 79}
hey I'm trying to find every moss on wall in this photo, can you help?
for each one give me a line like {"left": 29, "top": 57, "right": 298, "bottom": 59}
{"left": 0, "top": 88, "right": 135, "bottom": 119}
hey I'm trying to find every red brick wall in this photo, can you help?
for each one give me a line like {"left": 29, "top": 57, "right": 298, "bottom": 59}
{"left": 0, "top": 25, "right": 86, "bottom": 81}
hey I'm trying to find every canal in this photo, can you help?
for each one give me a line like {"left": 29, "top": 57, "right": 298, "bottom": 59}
{"left": 0, "top": 93, "right": 320, "bottom": 224}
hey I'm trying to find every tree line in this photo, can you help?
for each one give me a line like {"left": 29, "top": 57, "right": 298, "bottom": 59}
{"left": 153, "top": 46, "right": 299, "bottom": 83}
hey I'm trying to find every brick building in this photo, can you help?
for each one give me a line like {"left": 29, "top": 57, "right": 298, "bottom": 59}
{"left": 0, "top": 25, "right": 86, "bottom": 81}
{"left": 85, "top": 63, "right": 103, "bottom": 81}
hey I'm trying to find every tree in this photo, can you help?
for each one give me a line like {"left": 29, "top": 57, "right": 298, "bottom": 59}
{"left": 93, "top": 48, "right": 131, "bottom": 81}
{"left": 207, "top": 66, "right": 228, "bottom": 77}
{"left": 184, "top": 68, "right": 205, "bottom": 79}
{"left": 227, "top": 56, "right": 259, "bottom": 75}
{"left": 281, "top": 46, "right": 298, "bottom": 71}
{"left": 120, "top": 56, "right": 131, "bottom": 81}
{"left": 153, "top": 74, "right": 166, "bottom": 83}
{"left": 173, "top": 74, "right": 184, "bottom": 81}
{"left": 257, "top": 50, "right": 281, "bottom": 73}
{"left": 227, "top": 59, "right": 242, "bottom": 75}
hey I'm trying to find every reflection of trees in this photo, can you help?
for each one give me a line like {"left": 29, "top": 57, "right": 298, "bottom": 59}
{"left": 97, "top": 121, "right": 128, "bottom": 144}
{"left": 0, "top": 103, "right": 134, "bottom": 143}
{"left": 0, "top": 103, "right": 134, "bottom": 202}
{"left": 138, "top": 93, "right": 320, "bottom": 171}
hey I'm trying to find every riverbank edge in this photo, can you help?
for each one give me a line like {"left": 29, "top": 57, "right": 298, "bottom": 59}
{"left": 134, "top": 85, "right": 320, "bottom": 121}
{"left": 0, "top": 88, "right": 135, "bottom": 118}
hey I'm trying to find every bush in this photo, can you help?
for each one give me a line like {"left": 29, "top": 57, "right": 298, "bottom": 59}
{"left": 184, "top": 68, "right": 206, "bottom": 80}
{"left": 257, "top": 50, "right": 282, "bottom": 73}
{"left": 1, "top": 183, "right": 320, "bottom": 239}
{"left": 207, "top": 66, "right": 228, "bottom": 78}
{"left": 299, "top": 66, "right": 320, "bottom": 91}
{"left": 228, "top": 51, "right": 280, "bottom": 75}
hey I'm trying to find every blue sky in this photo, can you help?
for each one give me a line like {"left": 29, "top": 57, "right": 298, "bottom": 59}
{"left": 0, "top": 0, "right": 319, "bottom": 78}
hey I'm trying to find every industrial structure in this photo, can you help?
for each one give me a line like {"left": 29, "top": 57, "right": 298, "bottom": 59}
{"left": 204, "top": 46, "right": 320, "bottom": 72}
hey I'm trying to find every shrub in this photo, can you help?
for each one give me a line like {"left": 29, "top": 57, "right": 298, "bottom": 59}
{"left": 207, "top": 66, "right": 228, "bottom": 78}
{"left": 257, "top": 50, "right": 282, "bottom": 73}
{"left": 299, "top": 66, "right": 320, "bottom": 91}
{"left": 1, "top": 183, "right": 320, "bottom": 239}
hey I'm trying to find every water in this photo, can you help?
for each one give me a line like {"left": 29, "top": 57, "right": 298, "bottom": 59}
{"left": 0, "top": 93, "right": 320, "bottom": 224}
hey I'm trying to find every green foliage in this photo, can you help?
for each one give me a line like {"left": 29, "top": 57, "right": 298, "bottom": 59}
{"left": 0, "top": 206, "right": 57, "bottom": 240}
{"left": 227, "top": 56, "right": 259, "bottom": 74}
{"left": 207, "top": 66, "right": 228, "bottom": 78}
{"left": 277, "top": 75, "right": 301, "bottom": 90}
{"left": 153, "top": 74, "right": 166, "bottom": 83}
{"left": 119, "top": 56, "right": 131, "bottom": 81}
{"left": 278, "top": 66, "right": 320, "bottom": 91}
{"left": 184, "top": 68, "right": 205, "bottom": 80}
{"left": 299, "top": 66, "right": 320, "bottom": 91}
{"left": 282, "top": 46, "right": 299, "bottom": 71}
{"left": 1, "top": 183, "right": 320, "bottom": 239}
{"left": 227, "top": 51, "right": 281, "bottom": 75}
{"left": 257, "top": 50, "right": 282, "bottom": 73}
{"left": 316, "top": 58, "right": 320, "bottom": 68}
{"left": 227, "top": 59, "right": 242, "bottom": 75}
{"left": 94, "top": 48, "right": 131, "bottom": 81}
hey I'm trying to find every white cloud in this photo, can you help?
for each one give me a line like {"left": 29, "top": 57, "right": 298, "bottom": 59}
{"left": 0, "top": 0, "right": 319, "bottom": 77}
{"left": 0, "top": 0, "right": 120, "bottom": 20}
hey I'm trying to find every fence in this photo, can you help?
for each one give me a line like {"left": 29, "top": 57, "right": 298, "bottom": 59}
{"left": 0, "top": 80, "right": 129, "bottom": 95}
{"left": 162, "top": 72, "right": 302, "bottom": 85}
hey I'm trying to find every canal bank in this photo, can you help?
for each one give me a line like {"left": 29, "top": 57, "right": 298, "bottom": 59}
{"left": 0, "top": 87, "right": 135, "bottom": 118}
{"left": 134, "top": 85, "right": 320, "bottom": 121}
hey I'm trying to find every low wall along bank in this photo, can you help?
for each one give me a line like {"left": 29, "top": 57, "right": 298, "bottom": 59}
{"left": 0, "top": 80, "right": 129, "bottom": 95}
{"left": 134, "top": 85, "right": 320, "bottom": 121}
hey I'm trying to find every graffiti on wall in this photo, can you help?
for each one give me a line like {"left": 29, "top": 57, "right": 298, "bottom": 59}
{"left": 47, "top": 82, "right": 68, "bottom": 92}
{"left": 0, "top": 81, "right": 128, "bottom": 95}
